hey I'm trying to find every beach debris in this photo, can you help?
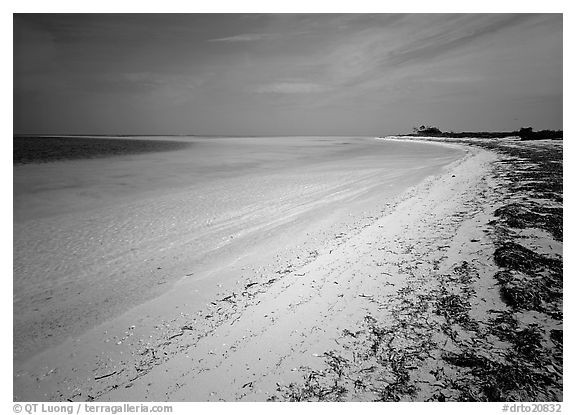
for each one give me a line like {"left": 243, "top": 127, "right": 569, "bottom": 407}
{"left": 276, "top": 265, "right": 293, "bottom": 275}
{"left": 220, "top": 293, "right": 236, "bottom": 302}
{"left": 342, "top": 329, "right": 361, "bottom": 338}
{"left": 435, "top": 290, "right": 473, "bottom": 326}
{"left": 494, "top": 242, "right": 561, "bottom": 275}
{"left": 492, "top": 242, "right": 562, "bottom": 318}
{"left": 168, "top": 332, "right": 184, "bottom": 340}
{"left": 95, "top": 370, "right": 118, "bottom": 381}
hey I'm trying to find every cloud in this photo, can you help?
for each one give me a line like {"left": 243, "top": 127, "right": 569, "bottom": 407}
{"left": 385, "top": 14, "right": 540, "bottom": 68}
{"left": 208, "top": 33, "right": 282, "bottom": 42}
{"left": 306, "top": 14, "right": 547, "bottom": 92}
{"left": 255, "top": 82, "right": 330, "bottom": 94}
{"left": 208, "top": 29, "right": 310, "bottom": 43}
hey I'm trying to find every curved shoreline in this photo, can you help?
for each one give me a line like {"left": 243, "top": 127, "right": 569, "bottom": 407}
{"left": 18, "top": 137, "right": 561, "bottom": 401}
{"left": 15, "top": 139, "right": 474, "bottom": 401}
{"left": 14, "top": 138, "right": 463, "bottom": 362}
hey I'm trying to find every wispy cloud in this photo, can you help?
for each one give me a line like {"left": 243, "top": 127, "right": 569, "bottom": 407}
{"left": 208, "top": 33, "right": 283, "bottom": 42}
{"left": 385, "top": 14, "right": 539, "bottom": 68}
{"left": 255, "top": 82, "right": 330, "bottom": 94}
{"left": 208, "top": 28, "right": 311, "bottom": 43}
{"left": 13, "top": 14, "right": 563, "bottom": 134}
{"left": 303, "top": 14, "right": 547, "bottom": 93}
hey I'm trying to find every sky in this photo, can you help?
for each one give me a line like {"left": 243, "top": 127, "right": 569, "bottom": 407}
{"left": 13, "top": 13, "right": 563, "bottom": 136}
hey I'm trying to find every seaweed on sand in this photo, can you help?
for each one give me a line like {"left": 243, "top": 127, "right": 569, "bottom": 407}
{"left": 471, "top": 140, "right": 563, "bottom": 206}
{"left": 451, "top": 261, "right": 478, "bottom": 284}
{"left": 513, "top": 325, "right": 544, "bottom": 359}
{"left": 493, "top": 242, "right": 561, "bottom": 276}
{"left": 274, "top": 370, "right": 348, "bottom": 402}
{"left": 274, "top": 140, "right": 563, "bottom": 402}
{"left": 494, "top": 203, "right": 563, "bottom": 240}
{"left": 435, "top": 290, "right": 470, "bottom": 324}
{"left": 494, "top": 271, "right": 561, "bottom": 316}
{"left": 435, "top": 306, "right": 561, "bottom": 401}
{"left": 441, "top": 315, "right": 553, "bottom": 400}
{"left": 273, "top": 315, "right": 422, "bottom": 401}
{"left": 550, "top": 329, "right": 562, "bottom": 347}
{"left": 372, "top": 351, "right": 418, "bottom": 401}
{"left": 434, "top": 285, "right": 479, "bottom": 333}
{"left": 442, "top": 348, "right": 555, "bottom": 401}
{"left": 492, "top": 242, "right": 562, "bottom": 319}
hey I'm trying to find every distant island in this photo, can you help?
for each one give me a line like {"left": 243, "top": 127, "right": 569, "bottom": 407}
{"left": 401, "top": 125, "right": 563, "bottom": 141}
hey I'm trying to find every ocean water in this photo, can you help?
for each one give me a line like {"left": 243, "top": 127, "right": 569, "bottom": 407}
{"left": 14, "top": 136, "right": 461, "bottom": 221}
{"left": 13, "top": 136, "right": 464, "bottom": 359}
{"left": 14, "top": 135, "right": 191, "bottom": 164}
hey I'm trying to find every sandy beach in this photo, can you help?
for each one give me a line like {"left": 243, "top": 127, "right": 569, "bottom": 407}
{"left": 12, "top": 12, "right": 564, "bottom": 405}
{"left": 13, "top": 136, "right": 562, "bottom": 402}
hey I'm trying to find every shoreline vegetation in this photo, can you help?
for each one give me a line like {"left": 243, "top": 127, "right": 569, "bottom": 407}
{"left": 400, "top": 125, "right": 563, "bottom": 141}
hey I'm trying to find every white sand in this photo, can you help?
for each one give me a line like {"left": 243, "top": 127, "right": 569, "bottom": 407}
{"left": 14, "top": 136, "right": 473, "bottom": 400}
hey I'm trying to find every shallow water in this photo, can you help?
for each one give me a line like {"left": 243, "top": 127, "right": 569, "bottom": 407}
{"left": 13, "top": 135, "right": 191, "bottom": 164}
{"left": 13, "top": 136, "right": 463, "bottom": 359}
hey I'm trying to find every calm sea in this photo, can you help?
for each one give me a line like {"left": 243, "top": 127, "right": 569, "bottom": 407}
{"left": 13, "top": 135, "right": 191, "bottom": 164}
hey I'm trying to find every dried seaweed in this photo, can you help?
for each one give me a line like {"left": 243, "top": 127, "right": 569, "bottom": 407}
{"left": 494, "top": 203, "right": 562, "bottom": 240}
{"left": 494, "top": 243, "right": 561, "bottom": 276}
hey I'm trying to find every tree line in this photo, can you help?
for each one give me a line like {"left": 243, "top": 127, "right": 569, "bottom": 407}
{"left": 409, "top": 125, "right": 562, "bottom": 141}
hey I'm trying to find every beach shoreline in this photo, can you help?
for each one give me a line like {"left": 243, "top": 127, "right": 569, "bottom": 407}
{"left": 14, "top": 137, "right": 463, "bottom": 363}
{"left": 13, "top": 137, "right": 562, "bottom": 401}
